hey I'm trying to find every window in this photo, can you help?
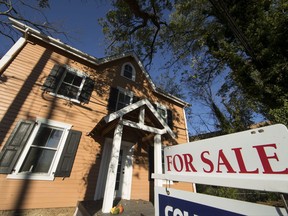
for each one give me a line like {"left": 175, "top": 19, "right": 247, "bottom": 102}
{"left": 121, "top": 63, "right": 135, "bottom": 81}
{"left": 42, "top": 65, "right": 94, "bottom": 103}
{"left": 116, "top": 89, "right": 133, "bottom": 110}
{"left": 157, "top": 105, "right": 168, "bottom": 120}
{"left": 108, "top": 87, "right": 138, "bottom": 112}
{"left": 0, "top": 119, "right": 81, "bottom": 180}
{"left": 57, "top": 70, "right": 85, "bottom": 100}
{"left": 154, "top": 103, "right": 174, "bottom": 129}
{"left": 19, "top": 124, "right": 64, "bottom": 174}
{"left": 155, "top": 103, "right": 168, "bottom": 122}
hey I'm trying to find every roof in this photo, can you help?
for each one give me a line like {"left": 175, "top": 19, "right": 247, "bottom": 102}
{"left": 9, "top": 17, "right": 190, "bottom": 107}
{"left": 92, "top": 99, "right": 176, "bottom": 139}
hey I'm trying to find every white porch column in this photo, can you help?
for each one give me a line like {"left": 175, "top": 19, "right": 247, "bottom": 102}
{"left": 154, "top": 134, "right": 162, "bottom": 187}
{"left": 102, "top": 122, "right": 123, "bottom": 213}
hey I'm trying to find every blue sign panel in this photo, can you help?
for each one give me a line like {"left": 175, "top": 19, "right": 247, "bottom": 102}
{"left": 159, "top": 194, "right": 244, "bottom": 216}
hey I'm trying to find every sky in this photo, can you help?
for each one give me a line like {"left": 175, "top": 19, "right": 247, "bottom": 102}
{"left": 2, "top": 1, "right": 110, "bottom": 59}
{"left": 0, "top": 0, "right": 223, "bottom": 136}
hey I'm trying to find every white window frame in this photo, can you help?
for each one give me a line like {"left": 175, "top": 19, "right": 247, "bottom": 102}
{"left": 7, "top": 118, "right": 72, "bottom": 181}
{"left": 51, "top": 65, "right": 87, "bottom": 103}
{"left": 116, "top": 87, "right": 134, "bottom": 110}
{"left": 121, "top": 62, "right": 136, "bottom": 81}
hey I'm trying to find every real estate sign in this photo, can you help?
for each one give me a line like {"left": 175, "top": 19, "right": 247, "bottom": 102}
{"left": 163, "top": 124, "right": 288, "bottom": 193}
{"left": 155, "top": 186, "right": 286, "bottom": 216}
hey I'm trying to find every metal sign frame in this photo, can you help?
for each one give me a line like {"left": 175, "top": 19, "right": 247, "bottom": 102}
{"left": 153, "top": 124, "right": 288, "bottom": 215}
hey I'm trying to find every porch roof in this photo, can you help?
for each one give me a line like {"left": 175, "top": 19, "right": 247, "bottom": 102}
{"left": 91, "top": 99, "right": 176, "bottom": 140}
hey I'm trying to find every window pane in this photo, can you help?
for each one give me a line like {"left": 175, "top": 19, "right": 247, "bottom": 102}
{"left": 33, "top": 126, "right": 63, "bottom": 148}
{"left": 20, "top": 147, "right": 56, "bottom": 173}
{"left": 33, "top": 126, "right": 51, "bottom": 147}
{"left": 63, "top": 72, "right": 83, "bottom": 87}
{"left": 117, "top": 92, "right": 131, "bottom": 110}
{"left": 73, "top": 76, "right": 83, "bottom": 87}
{"left": 115, "top": 150, "right": 123, "bottom": 190}
{"left": 122, "top": 94, "right": 131, "bottom": 104}
{"left": 58, "top": 83, "right": 79, "bottom": 99}
{"left": 46, "top": 129, "right": 63, "bottom": 148}
{"left": 123, "top": 65, "right": 133, "bottom": 79}
{"left": 125, "top": 65, "right": 132, "bottom": 72}
{"left": 57, "top": 71, "right": 83, "bottom": 100}
{"left": 63, "top": 72, "right": 74, "bottom": 84}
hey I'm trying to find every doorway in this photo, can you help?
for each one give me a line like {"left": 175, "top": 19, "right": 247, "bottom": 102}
{"left": 94, "top": 139, "right": 134, "bottom": 200}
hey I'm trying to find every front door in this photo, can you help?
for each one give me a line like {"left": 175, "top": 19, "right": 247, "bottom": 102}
{"left": 94, "top": 139, "right": 133, "bottom": 200}
{"left": 115, "top": 144, "right": 133, "bottom": 199}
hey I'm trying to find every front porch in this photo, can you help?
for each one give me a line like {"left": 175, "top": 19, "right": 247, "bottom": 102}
{"left": 90, "top": 99, "right": 176, "bottom": 213}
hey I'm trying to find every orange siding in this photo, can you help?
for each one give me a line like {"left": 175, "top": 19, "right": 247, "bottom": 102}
{"left": 0, "top": 37, "right": 190, "bottom": 210}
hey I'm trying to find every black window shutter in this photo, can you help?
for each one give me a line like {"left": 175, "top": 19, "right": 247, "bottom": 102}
{"left": 54, "top": 130, "right": 81, "bottom": 177}
{"left": 79, "top": 76, "right": 94, "bottom": 103}
{"left": 167, "top": 109, "right": 173, "bottom": 129}
{"left": 0, "top": 120, "right": 35, "bottom": 174}
{"left": 107, "top": 87, "right": 119, "bottom": 112}
{"left": 42, "top": 64, "right": 65, "bottom": 92}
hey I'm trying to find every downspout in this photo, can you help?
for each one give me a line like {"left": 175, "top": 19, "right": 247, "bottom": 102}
{"left": 0, "top": 27, "right": 29, "bottom": 75}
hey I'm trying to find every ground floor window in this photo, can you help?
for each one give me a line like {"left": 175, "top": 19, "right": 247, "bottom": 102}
{"left": 0, "top": 118, "right": 81, "bottom": 180}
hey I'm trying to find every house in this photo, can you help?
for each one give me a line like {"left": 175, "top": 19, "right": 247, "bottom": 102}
{"left": 0, "top": 18, "right": 193, "bottom": 213}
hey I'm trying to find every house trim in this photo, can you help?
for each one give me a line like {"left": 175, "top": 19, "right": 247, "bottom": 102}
{"left": 0, "top": 37, "right": 26, "bottom": 74}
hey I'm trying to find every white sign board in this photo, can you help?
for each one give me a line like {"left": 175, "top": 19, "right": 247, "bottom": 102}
{"left": 162, "top": 124, "right": 288, "bottom": 193}
{"left": 155, "top": 186, "right": 286, "bottom": 216}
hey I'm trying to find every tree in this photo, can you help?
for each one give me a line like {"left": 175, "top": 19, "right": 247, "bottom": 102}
{"left": 100, "top": 0, "right": 288, "bottom": 130}
{"left": 154, "top": 70, "right": 186, "bottom": 100}
{"left": 0, "top": 0, "right": 66, "bottom": 43}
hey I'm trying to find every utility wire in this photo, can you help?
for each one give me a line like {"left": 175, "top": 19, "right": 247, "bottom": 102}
{"left": 208, "top": 0, "right": 261, "bottom": 65}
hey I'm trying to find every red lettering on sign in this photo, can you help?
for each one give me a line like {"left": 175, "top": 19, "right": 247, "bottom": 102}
{"left": 183, "top": 154, "right": 197, "bottom": 172}
{"left": 173, "top": 154, "right": 184, "bottom": 172}
{"left": 201, "top": 151, "right": 214, "bottom": 173}
{"left": 166, "top": 155, "right": 173, "bottom": 171}
{"left": 253, "top": 144, "right": 288, "bottom": 174}
{"left": 232, "top": 147, "right": 259, "bottom": 174}
{"left": 216, "top": 150, "right": 236, "bottom": 173}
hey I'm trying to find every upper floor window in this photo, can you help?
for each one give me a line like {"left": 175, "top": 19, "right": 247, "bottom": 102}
{"left": 108, "top": 87, "right": 139, "bottom": 112}
{"left": 58, "top": 70, "right": 85, "bottom": 100}
{"left": 117, "top": 88, "right": 134, "bottom": 110}
{"left": 121, "top": 63, "right": 136, "bottom": 81}
{"left": 154, "top": 103, "right": 174, "bottom": 129}
{"left": 42, "top": 65, "right": 94, "bottom": 104}
{"left": 156, "top": 104, "right": 168, "bottom": 120}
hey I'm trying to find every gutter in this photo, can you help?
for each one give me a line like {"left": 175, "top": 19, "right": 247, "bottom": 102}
{"left": 0, "top": 28, "right": 29, "bottom": 74}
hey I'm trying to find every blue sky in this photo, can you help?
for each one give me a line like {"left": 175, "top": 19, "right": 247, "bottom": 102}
{"left": 2, "top": 1, "right": 110, "bottom": 59}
